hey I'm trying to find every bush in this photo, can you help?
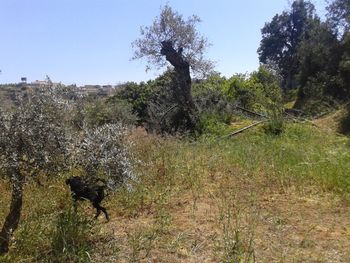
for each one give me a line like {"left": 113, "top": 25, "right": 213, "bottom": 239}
{"left": 83, "top": 98, "right": 138, "bottom": 128}
{"left": 109, "top": 82, "right": 151, "bottom": 125}
{"left": 192, "top": 73, "right": 235, "bottom": 136}
{"left": 263, "top": 113, "right": 285, "bottom": 135}
{"left": 199, "top": 113, "right": 233, "bottom": 136}
{"left": 72, "top": 123, "right": 136, "bottom": 190}
{"left": 193, "top": 85, "right": 233, "bottom": 115}
{"left": 294, "top": 72, "right": 343, "bottom": 116}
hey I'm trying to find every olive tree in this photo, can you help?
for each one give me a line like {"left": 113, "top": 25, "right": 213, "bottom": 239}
{"left": 132, "top": 5, "right": 213, "bottom": 132}
{"left": 0, "top": 87, "right": 69, "bottom": 254}
{"left": 72, "top": 123, "right": 136, "bottom": 190}
{"left": 0, "top": 86, "right": 137, "bottom": 255}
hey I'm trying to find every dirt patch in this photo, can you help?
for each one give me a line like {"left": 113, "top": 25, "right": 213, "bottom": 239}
{"left": 98, "top": 185, "right": 350, "bottom": 262}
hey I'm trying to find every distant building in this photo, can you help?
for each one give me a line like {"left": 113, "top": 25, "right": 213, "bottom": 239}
{"left": 76, "top": 84, "right": 114, "bottom": 97}
{"left": 20, "top": 77, "right": 27, "bottom": 83}
{"left": 29, "top": 80, "right": 60, "bottom": 88}
{"left": 31, "top": 80, "right": 50, "bottom": 87}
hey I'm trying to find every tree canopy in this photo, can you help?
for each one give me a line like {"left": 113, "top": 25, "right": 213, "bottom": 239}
{"left": 327, "top": 0, "right": 350, "bottom": 34}
{"left": 258, "top": 0, "right": 316, "bottom": 90}
{"left": 132, "top": 4, "right": 213, "bottom": 76}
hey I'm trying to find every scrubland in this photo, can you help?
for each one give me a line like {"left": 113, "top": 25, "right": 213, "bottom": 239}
{"left": 1, "top": 122, "right": 350, "bottom": 263}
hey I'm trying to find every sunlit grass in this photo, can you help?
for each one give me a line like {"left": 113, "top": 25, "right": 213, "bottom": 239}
{"left": 1, "top": 123, "right": 350, "bottom": 262}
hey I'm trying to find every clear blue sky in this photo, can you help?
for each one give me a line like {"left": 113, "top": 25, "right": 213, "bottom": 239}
{"left": 0, "top": 0, "right": 327, "bottom": 85}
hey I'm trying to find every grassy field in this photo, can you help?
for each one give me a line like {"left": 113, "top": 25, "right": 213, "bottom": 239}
{"left": 1, "top": 123, "right": 350, "bottom": 262}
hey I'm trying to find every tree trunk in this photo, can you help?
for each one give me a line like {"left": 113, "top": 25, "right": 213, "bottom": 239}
{"left": 161, "top": 41, "right": 197, "bottom": 131}
{"left": 0, "top": 172, "right": 24, "bottom": 255}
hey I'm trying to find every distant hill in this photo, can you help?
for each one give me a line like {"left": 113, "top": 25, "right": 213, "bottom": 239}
{"left": 0, "top": 83, "right": 116, "bottom": 110}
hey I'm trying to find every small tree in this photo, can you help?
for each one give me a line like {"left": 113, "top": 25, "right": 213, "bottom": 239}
{"left": 132, "top": 5, "right": 213, "bottom": 132}
{"left": 0, "top": 87, "right": 69, "bottom": 254}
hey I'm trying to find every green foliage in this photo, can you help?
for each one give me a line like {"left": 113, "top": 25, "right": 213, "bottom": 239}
{"left": 113, "top": 73, "right": 171, "bottom": 125}
{"left": 192, "top": 73, "right": 235, "bottom": 136}
{"left": 192, "top": 67, "right": 284, "bottom": 136}
{"left": 222, "top": 67, "right": 282, "bottom": 114}
{"left": 263, "top": 110, "right": 285, "bottom": 136}
{"left": 50, "top": 208, "right": 93, "bottom": 263}
{"left": 230, "top": 124, "right": 350, "bottom": 194}
{"left": 113, "top": 67, "right": 284, "bottom": 136}
{"left": 198, "top": 113, "right": 233, "bottom": 136}
{"left": 83, "top": 98, "right": 137, "bottom": 128}
{"left": 225, "top": 74, "right": 253, "bottom": 108}
{"left": 249, "top": 66, "right": 283, "bottom": 111}
{"left": 221, "top": 74, "right": 245, "bottom": 100}
{"left": 13, "top": 218, "right": 52, "bottom": 262}
{"left": 258, "top": 0, "right": 317, "bottom": 90}
{"left": 297, "top": 20, "right": 340, "bottom": 87}
{"left": 192, "top": 73, "right": 227, "bottom": 100}
{"left": 295, "top": 73, "right": 343, "bottom": 117}
{"left": 258, "top": 0, "right": 350, "bottom": 113}
{"left": 112, "top": 81, "right": 154, "bottom": 124}
{"left": 194, "top": 84, "right": 232, "bottom": 114}
{"left": 283, "top": 89, "right": 298, "bottom": 106}
{"left": 327, "top": 0, "right": 350, "bottom": 33}
{"left": 294, "top": 18, "right": 344, "bottom": 110}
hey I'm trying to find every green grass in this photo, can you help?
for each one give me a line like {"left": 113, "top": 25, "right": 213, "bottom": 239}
{"left": 217, "top": 123, "right": 350, "bottom": 195}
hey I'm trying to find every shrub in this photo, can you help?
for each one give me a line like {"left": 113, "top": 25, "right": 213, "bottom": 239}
{"left": 295, "top": 72, "right": 343, "bottom": 117}
{"left": 199, "top": 113, "right": 233, "bottom": 136}
{"left": 263, "top": 112, "right": 285, "bottom": 135}
{"left": 83, "top": 98, "right": 138, "bottom": 128}
{"left": 71, "top": 123, "right": 136, "bottom": 190}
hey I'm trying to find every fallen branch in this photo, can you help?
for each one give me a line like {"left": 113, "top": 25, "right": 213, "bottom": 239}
{"left": 284, "top": 111, "right": 320, "bottom": 128}
{"left": 220, "top": 120, "right": 266, "bottom": 139}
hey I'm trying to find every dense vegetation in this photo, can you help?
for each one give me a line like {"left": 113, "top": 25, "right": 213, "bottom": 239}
{"left": 258, "top": 0, "right": 350, "bottom": 116}
{"left": 1, "top": 0, "right": 350, "bottom": 262}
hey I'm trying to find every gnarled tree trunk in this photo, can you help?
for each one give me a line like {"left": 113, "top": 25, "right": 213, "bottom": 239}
{"left": 161, "top": 41, "right": 197, "bottom": 131}
{"left": 0, "top": 172, "right": 24, "bottom": 255}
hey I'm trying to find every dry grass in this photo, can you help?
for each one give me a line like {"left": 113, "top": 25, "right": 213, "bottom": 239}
{"left": 312, "top": 107, "right": 347, "bottom": 134}
{"left": 1, "top": 124, "right": 350, "bottom": 262}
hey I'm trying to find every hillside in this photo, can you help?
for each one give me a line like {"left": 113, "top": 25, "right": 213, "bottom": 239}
{"left": 1, "top": 123, "right": 350, "bottom": 263}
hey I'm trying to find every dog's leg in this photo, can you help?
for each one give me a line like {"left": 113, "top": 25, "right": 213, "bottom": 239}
{"left": 73, "top": 195, "right": 78, "bottom": 213}
{"left": 93, "top": 202, "right": 109, "bottom": 221}
{"left": 100, "top": 206, "right": 109, "bottom": 221}
{"left": 93, "top": 202, "right": 101, "bottom": 219}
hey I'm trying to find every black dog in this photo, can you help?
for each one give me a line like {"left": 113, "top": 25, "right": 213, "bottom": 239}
{"left": 65, "top": 176, "right": 109, "bottom": 220}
